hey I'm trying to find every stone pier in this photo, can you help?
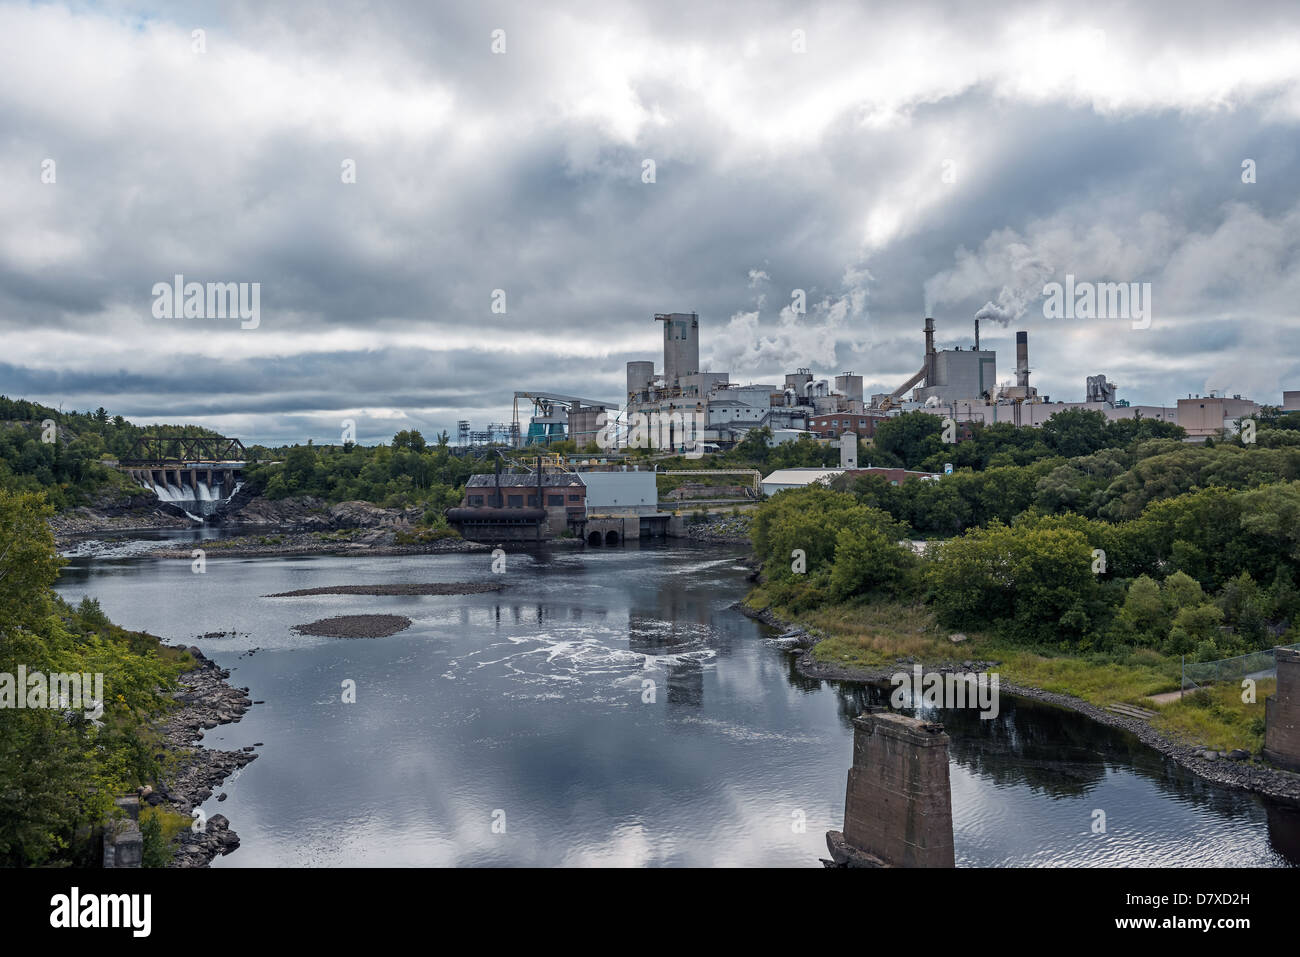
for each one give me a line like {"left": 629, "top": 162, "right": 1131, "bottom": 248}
{"left": 1264, "top": 647, "right": 1300, "bottom": 773}
{"left": 826, "top": 710, "right": 955, "bottom": 868}
{"left": 102, "top": 796, "right": 143, "bottom": 868}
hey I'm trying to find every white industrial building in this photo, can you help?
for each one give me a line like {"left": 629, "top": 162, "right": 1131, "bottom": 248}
{"left": 760, "top": 467, "right": 848, "bottom": 496}
{"left": 578, "top": 469, "right": 659, "bottom": 514}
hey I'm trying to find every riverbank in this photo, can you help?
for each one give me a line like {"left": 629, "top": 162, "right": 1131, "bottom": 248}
{"left": 151, "top": 645, "right": 259, "bottom": 867}
{"left": 736, "top": 599, "right": 1300, "bottom": 807}
{"left": 49, "top": 491, "right": 195, "bottom": 547}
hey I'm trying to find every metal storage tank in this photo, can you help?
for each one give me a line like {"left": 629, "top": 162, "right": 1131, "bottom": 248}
{"left": 567, "top": 404, "right": 606, "bottom": 447}
{"left": 626, "top": 360, "right": 655, "bottom": 399}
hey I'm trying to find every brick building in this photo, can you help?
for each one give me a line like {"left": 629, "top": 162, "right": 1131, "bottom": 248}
{"left": 809, "top": 413, "right": 891, "bottom": 439}
{"left": 448, "top": 473, "right": 587, "bottom": 541}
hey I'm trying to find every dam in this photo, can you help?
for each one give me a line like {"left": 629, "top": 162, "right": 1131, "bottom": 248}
{"left": 119, "top": 434, "right": 246, "bottom": 519}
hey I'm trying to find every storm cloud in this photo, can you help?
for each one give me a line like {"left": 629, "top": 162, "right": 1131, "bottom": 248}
{"left": 2, "top": 0, "right": 1299, "bottom": 444}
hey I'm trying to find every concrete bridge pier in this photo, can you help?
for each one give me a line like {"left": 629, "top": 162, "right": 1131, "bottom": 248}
{"left": 1264, "top": 647, "right": 1300, "bottom": 772}
{"left": 826, "top": 710, "right": 955, "bottom": 868}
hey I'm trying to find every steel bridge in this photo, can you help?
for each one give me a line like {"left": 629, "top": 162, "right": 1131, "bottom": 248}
{"left": 119, "top": 435, "right": 247, "bottom": 467}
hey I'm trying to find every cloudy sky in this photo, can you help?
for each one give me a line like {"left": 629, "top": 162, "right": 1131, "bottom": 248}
{"left": 3, "top": 0, "right": 1300, "bottom": 446}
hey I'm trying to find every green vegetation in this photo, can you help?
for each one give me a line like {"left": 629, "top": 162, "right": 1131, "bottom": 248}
{"left": 747, "top": 409, "right": 1300, "bottom": 753}
{"left": 0, "top": 488, "right": 192, "bottom": 866}
{"left": 243, "top": 429, "right": 478, "bottom": 514}
{"left": 393, "top": 523, "right": 461, "bottom": 545}
{"left": 0, "top": 395, "right": 224, "bottom": 510}
{"left": 140, "top": 805, "right": 191, "bottom": 868}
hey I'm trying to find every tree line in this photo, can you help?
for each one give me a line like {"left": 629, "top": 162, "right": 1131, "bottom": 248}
{"left": 752, "top": 410, "right": 1300, "bottom": 663}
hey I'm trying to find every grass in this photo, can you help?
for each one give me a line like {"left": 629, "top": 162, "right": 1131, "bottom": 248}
{"left": 750, "top": 590, "right": 1273, "bottom": 754}
{"left": 1152, "top": 679, "right": 1273, "bottom": 754}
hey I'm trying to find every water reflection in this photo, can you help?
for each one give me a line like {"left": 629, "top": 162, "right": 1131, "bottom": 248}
{"left": 52, "top": 538, "right": 1296, "bottom": 867}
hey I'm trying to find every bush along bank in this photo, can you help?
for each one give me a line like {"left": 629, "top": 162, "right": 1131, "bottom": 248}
{"left": 742, "top": 457, "right": 1300, "bottom": 801}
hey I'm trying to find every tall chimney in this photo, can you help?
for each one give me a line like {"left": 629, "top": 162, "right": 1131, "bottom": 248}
{"left": 924, "top": 317, "right": 936, "bottom": 385}
{"left": 974, "top": 316, "right": 980, "bottom": 351}
{"left": 1016, "top": 331, "right": 1029, "bottom": 389}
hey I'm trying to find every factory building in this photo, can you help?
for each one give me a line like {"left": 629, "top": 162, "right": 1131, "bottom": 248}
{"left": 506, "top": 308, "right": 1290, "bottom": 458}
{"left": 914, "top": 347, "right": 998, "bottom": 405}
{"left": 946, "top": 397, "right": 1179, "bottom": 428}
{"left": 875, "top": 316, "right": 1280, "bottom": 443}
{"left": 873, "top": 317, "right": 998, "bottom": 410}
{"left": 447, "top": 470, "right": 588, "bottom": 542}
{"left": 622, "top": 313, "right": 870, "bottom": 448}
{"left": 1176, "top": 394, "right": 1261, "bottom": 438}
{"left": 446, "top": 458, "right": 676, "bottom": 544}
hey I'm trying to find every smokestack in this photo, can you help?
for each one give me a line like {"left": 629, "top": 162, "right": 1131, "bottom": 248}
{"left": 974, "top": 317, "right": 980, "bottom": 351}
{"left": 924, "top": 317, "right": 936, "bottom": 386}
{"left": 1016, "top": 331, "right": 1029, "bottom": 389}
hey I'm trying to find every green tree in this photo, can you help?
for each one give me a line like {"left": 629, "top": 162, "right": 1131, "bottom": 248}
{"left": 1118, "top": 574, "right": 1166, "bottom": 645}
{"left": 873, "top": 412, "right": 945, "bottom": 470}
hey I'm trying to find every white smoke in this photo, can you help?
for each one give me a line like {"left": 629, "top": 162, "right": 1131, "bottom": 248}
{"left": 925, "top": 232, "right": 1054, "bottom": 326}
{"left": 710, "top": 264, "right": 874, "bottom": 374}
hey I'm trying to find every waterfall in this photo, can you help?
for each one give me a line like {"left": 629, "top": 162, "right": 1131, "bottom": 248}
{"left": 137, "top": 472, "right": 238, "bottom": 520}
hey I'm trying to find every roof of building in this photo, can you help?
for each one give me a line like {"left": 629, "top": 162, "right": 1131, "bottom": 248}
{"left": 466, "top": 473, "right": 585, "bottom": 488}
{"left": 760, "top": 468, "right": 846, "bottom": 486}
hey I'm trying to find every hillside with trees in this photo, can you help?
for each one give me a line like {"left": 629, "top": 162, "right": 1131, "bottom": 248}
{"left": 0, "top": 396, "right": 221, "bottom": 511}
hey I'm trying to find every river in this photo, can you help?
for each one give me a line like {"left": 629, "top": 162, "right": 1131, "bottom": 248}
{"left": 55, "top": 533, "right": 1300, "bottom": 867}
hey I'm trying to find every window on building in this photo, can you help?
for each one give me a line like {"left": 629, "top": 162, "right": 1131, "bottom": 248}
{"left": 468, "top": 495, "right": 484, "bottom": 506}
{"left": 568, "top": 494, "right": 581, "bottom": 502}
{"left": 547, "top": 495, "right": 563, "bottom": 506}
{"left": 507, "top": 494, "right": 523, "bottom": 507}
{"left": 527, "top": 495, "right": 538, "bottom": 506}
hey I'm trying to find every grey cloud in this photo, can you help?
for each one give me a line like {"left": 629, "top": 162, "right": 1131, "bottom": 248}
{"left": 3, "top": 0, "right": 1300, "bottom": 438}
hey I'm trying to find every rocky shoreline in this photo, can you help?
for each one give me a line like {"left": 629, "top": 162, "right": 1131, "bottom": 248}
{"left": 50, "top": 492, "right": 196, "bottom": 547}
{"left": 735, "top": 602, "right": 1300, "bottom": 807}
{"left": 147, "top": 645, "right": 259, "bottom": 867}
{"left": 685, "top": 515, "right": 752, "bottom": 544}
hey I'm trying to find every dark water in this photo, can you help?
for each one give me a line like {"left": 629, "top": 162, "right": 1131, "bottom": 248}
{"left": 55, "top": 535, "right": 1299, "bottom": 867}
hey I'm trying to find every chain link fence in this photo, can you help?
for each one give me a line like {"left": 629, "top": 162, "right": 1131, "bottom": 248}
{"left": 1181, "top": 642, "right": 1300, "bottom": 692}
